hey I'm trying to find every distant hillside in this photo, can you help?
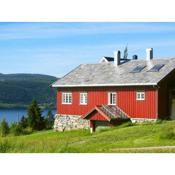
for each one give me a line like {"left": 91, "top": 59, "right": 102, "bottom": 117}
{"left": 0, "top": 73, "right": 58, "bottom": 109}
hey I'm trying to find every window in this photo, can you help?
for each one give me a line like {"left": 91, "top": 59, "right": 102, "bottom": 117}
{"left": 130, "top": 65, "right": 146, "bottom": 73}
{"left": 136, "top": 91, "right": 145, "bottom": 101}
{"left": 148, "top": 64, "right": 164, "bottom": 72}
{"left": 62, "top": 92, "right": 72, "bottom": 104}
{"left": 108, "top": 92, "right": 116, "bottom": 105}
{"left": 80, "top": 92, "right": 87, "bottom": 105}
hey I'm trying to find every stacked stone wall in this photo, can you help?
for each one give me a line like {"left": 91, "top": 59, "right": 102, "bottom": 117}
{"left": 54, "top": 114, "right": 89, "bottom": 131}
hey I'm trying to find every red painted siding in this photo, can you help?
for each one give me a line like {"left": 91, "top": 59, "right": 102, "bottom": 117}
{"left": 117, "top": 88, "right": 157, "bottom": 119}
{"left": 57, "top": 87, "right": 108, "bottom": 116}
{"left": 88, "top": 111, "right": 107, "bottom": 121}
{"left": 57, "top": 86, "right": 157, "bottom": 119}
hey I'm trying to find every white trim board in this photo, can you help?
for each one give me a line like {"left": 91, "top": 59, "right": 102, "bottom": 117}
{"left": 52, "top": 83, "right": 157, "bottom": 88}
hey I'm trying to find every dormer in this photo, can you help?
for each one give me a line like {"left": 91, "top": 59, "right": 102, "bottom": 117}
{"left": 99, "top": 56, "right": 114, "bottom": 63}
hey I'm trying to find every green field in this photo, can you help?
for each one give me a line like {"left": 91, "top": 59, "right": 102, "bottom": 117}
{"left": 1, "top": 120, "right": 175, "bottom": 153}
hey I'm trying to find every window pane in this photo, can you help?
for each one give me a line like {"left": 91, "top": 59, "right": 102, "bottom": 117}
{"left": 110, "top": 93, "right": 113, "bottom": 104}
{"left": 136, "top": 92, "right": 145, "bottom": 100}
{"left": 62, "top": 93, "right": 72, "bottom": 104}
{"left": 108, "top": 92, "right": 116, "bottom": 105}
{"left": 137, "top": 93, "right": 140, "bottom": 99}
{"left": 80, "top": 93, "right": 87, "bottom": 104}
{"left": 113, "top": 93, "right": 116, "bottom": 104}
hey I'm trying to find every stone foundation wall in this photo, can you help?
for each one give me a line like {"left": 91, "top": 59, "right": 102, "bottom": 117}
{"left": 131, "top": 118, "right": 157, "bottom": 123}
{"left": 54, "top": 114, "right": 89, "bottom": 131}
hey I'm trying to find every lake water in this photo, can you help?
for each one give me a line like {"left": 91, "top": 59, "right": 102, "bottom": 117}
{"left": 0, "top": 108, "right": 56, "bottom": 124}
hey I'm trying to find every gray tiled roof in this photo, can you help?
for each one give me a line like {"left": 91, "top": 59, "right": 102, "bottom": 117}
{"left": 52, "top": 58, "right": 175, "bottom": 87}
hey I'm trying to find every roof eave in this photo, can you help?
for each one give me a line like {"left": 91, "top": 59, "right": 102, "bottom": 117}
{"left": 52, "top": 83, "right": 157, "bottom": 88}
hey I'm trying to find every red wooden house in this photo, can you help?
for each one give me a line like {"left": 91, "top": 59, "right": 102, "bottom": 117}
{"left": 52, "top": 48, "right": 175, "bottom": 132}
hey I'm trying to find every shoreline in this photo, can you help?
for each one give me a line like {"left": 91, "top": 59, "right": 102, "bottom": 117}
{"left": 0, "top": 104, "right": 56, "bottom": 110}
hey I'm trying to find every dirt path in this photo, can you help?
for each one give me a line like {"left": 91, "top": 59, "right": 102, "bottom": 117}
{"left": 110, "top": 145, "right": 175, "bottom": 152}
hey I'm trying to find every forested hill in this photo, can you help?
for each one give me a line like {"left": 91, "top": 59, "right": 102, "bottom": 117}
{"left": 0, "top": 73, "right": 58, "bottom": 108}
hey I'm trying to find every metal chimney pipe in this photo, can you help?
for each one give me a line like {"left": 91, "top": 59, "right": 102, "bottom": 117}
{"left": 114, "top": 50, "right": 121, "bottom": 66}
{"left": 146, "top": 48, "right": 153, "bottom": 61}
{"left": 146, "top": 48, "right": 153, "bottom": 69}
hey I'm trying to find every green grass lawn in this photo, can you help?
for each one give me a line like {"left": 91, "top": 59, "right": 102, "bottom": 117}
{"left": 1, "top": 120, "right": 175, "bottom": 153}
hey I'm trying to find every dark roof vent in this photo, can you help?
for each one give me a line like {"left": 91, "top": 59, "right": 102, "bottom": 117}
{"left": 132, "top": 55, "right": 138, "bottom": 60}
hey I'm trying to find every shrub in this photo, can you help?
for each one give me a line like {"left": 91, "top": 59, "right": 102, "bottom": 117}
{"left": 45, "top": 110, "right": 55, "bottom": 129}
{"left": 0, "top": 140, "right": 11, "bottom": 153}
{"left": 0, "top": 118, "right": 9, "bottom": 137}
{"left": 155, "top": 119, "right": 166, "bottom": 124}
{"left": 10, "top": 122, "right": 33, "bottom": 136}
{"left": 19, "top": 116, "right": 28, "bottom": 128}
{"left": 159, "top": 127, "right": 175, "bottom": 140}
{"left": 22, "top": 127, "right": 33, "bottom": 135}
{"left": 10, "top": 122, "right": 23, "bottom": 136}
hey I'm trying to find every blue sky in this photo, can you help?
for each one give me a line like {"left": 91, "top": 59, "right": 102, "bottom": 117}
{"left": 1, "top": 22, "right": 175, "bottom": 77}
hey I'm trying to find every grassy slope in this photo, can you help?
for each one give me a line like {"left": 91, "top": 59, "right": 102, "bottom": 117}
{"left": 1, "top": 121, "right": 175, "bottom": 153}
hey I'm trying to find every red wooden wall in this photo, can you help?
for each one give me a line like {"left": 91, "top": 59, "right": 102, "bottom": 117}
{"left": 87, "top": 111, "right": 107, "bottom": 121}
{"left": 56, "top": 86, "right": 158, "bottom": 119}
{"left": 117, "top": 88, "right": 157, "bottom": 119}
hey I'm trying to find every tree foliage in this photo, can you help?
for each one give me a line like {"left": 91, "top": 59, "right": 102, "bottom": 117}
{"left": 0, "top": 74, "right": 57, "bottom": 108}
{"left": 0, "top": 118, "right": 9, "bottom": 137}
{"left": 0, "top": 100, "right": 55, "bottom": 137}
{"left": 10, "top": 122, "right": 23, "bottom": 136}
{"left": 45, "top": 110, "right": 55, "bottom": 129}
{"left": 123, "top": 45, "right": 128, "bottom": 60}
{"left": 27, "top": 100, "right": 45, "bottom": 130}
{"left": 19, "top": 116, "right": 28, "bottom": 128}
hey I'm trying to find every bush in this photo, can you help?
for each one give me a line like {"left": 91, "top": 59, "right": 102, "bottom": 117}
{"left": 10, "top": 122, "right": 23, "bottom": 136}
{"left": 159, "top": 127, "right": 175, "bottom": 140}
{"left": 19, "top": 116, "right": 28, "bottom": 128}
{"left": 0, "top": 140, "right": 11, "bottom": 153}
{"left": 155, "top": 119, "right": 166, "bottom": 124}
{"left": 0, "top": 118, "right": 9, "bottom": 137}
{"left": 45, "top": 110, "right": 55, "bottom": 129}
{"left": 22, "top": 127, "right": 33, "bottom": 135}
{"left": 10, "top": 122, "right": 33, "bottom": 136}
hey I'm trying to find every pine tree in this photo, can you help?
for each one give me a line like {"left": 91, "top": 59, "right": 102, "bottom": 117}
{"left": 45, "top": 110, "right": 54, "bottom": 129}
{"left": 27, "top": 100, "right": 45, "bottom": 130}
{"left": 123, "top": 46, "right": 128, "bottom": 60}
{"left": 0, "top": 118, "right": 9, "bottom": 137}
{"left": 19, "top": 116, "right": 28, "bottom": 128}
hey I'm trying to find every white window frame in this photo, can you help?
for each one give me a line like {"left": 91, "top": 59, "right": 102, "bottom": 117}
{"left": 62, "top": 92, "right": 72, "bottom": 104}
{"left": 108, "top": 92, "right": 116, "bottom": 105}
{"left": 80, "top": 92, "right": 88, "bottom": 105}
{"left": 136, "top": 91, "right": 145, "bottom": 101}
